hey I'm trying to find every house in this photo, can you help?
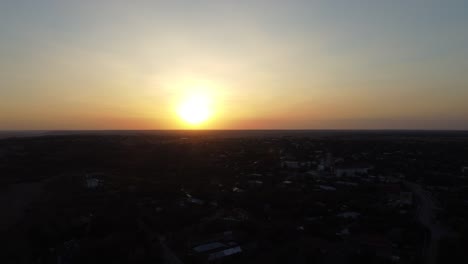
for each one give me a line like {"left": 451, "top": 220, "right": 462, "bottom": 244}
{"left": 336, "top": 181, "right": 358, "bottom": 187}
{"left": 248, "top": 180, "right": 263, "bottom": 188}
{"left": 462, "top": 166, "right": 468, "bottom": 176}
{"left": 281, "top": 160, "right": 312, "bottom": 169}
{"left": 188, "top": 197, "right": 205, "bottom": 205}
{"left": 232, "top": 187, "right": 245, "bottom": 193}
{"left": 193, "top": 242, "right": 226, "bottom": 253}
{"left": 189, "top": 231, "right": 243, "bottom": 262}
{"left": 85, "top": 173, "right": 103, "bottom": 189}
{"left": 337, "top": 211, "right": 360, "bottom": 219}
{"left": 207, "top": 246, "right": 242, "bottom": 261}
{"left": 335, "top": 164, "right": 372, "bottom": 177}
{"left": 319, "top": 185, "right": 337, "bottom": 191}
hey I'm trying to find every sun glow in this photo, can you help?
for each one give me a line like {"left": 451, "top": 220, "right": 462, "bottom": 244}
{"left": 177, "top": 93, "right": 213, "bottom": 126}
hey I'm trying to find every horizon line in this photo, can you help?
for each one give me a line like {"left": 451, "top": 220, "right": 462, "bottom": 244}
{"left": 2, "top": 128, "right": 468, "bottom": 132}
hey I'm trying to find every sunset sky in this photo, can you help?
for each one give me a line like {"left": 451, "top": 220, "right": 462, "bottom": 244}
{"left": 1, "top": 0, "right": 468, "bottom": 130}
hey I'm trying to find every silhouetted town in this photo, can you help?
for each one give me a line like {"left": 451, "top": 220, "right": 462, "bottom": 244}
{"left": 1, "top": 130, "right": 468, "bottom": 264}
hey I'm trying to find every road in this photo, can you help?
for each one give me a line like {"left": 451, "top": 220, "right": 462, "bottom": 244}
{"left": 405, "top": 181, "right": 452, "bottom": 264}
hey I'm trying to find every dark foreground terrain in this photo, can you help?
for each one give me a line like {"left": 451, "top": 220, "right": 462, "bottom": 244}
{"left": 1, "top": 130, "right": 468, "bottom": 264}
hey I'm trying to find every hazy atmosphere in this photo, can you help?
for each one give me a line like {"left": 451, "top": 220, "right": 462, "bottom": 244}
{"left": 3, "top": 2, "right": 468, "bottom": 263}
{"left": 1, "top": 0, "right": 468, "bottom": 130}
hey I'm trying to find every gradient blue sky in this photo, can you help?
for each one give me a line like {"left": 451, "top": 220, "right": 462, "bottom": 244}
{"left": 1, "top": 0, "right": 467, "bottom": 129}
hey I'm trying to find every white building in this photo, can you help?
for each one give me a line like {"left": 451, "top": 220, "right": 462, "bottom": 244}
{"left": 208, "top": 246, "right": 242, "bottom": 261}
{"left": 335, "top": 165, "right": 372, "bottom": 177}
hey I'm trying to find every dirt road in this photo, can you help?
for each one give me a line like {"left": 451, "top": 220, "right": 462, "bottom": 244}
{"left": 405, "top": 181, "right": 452, "bottom": 264}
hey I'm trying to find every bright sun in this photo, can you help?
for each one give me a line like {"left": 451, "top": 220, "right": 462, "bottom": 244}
{"left": 177, "top": 94, "right": 212, "bottom": 126}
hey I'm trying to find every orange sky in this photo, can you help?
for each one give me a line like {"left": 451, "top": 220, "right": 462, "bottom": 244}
{"left": 1, "top": 1, "right": 468, "bottom": 130}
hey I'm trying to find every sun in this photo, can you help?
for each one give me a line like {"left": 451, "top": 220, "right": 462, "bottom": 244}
{"left": 177, "top": 93, "right": 213, "bottom": 126}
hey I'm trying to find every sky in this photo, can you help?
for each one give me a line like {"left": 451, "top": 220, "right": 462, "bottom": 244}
{"left": 1, "top": 0, "right": 468, "bottom": 130}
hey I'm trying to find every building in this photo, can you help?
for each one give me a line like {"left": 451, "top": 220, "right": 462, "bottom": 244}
{"left": 335, "top": 164, "right": 372, "bottom": 177}
{"left": 281, "top": 160, "right": 312, "bottom": 170}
